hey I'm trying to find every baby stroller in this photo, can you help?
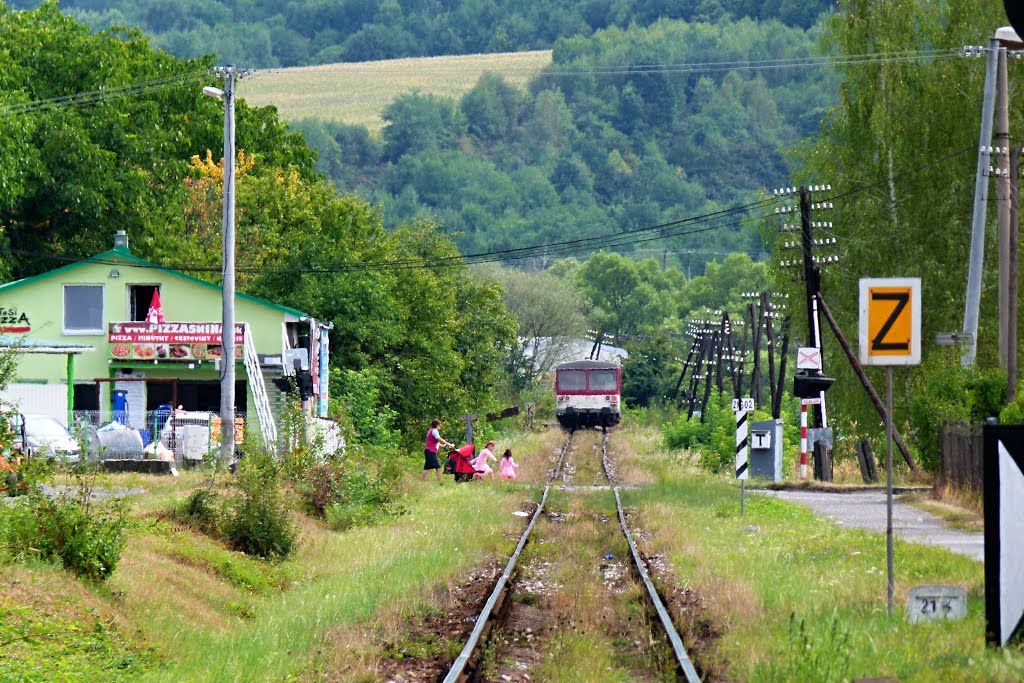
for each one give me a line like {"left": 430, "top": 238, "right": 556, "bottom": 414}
{"left": 446, "top": 443, "right": 478, "bottom": 483}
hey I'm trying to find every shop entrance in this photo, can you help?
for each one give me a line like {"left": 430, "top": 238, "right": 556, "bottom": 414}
{"left": 172, "top": 380, "right": 247, "bottom": 413}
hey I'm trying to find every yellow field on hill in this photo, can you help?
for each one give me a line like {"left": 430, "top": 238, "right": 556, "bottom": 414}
{"left": 238, "top": 50, "right": 552, "bottom": 131}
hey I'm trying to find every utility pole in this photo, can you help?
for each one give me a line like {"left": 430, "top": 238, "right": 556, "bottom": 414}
{"left": 749, "top": 300, "right": 762, "bottom": 409}
{"left": 800, "top": 187, "right": 819, "bottom": 355}
{"left": 763, "top": 291, "right": 777, "bottom": 407}
{"left": 962, "top": 40, "right": 1000, "bottom": 367}
{"left": 204, "top": 66, "right": 242, "bottom": 462}
{"left": 996, "top": 45, "right": 1011, "bottom": 371}
{"left": 1010, "top": 146, "right": 1020, "bottom": 401}
{"left": 778, "top": 185, "right": 835, "bottom": 427}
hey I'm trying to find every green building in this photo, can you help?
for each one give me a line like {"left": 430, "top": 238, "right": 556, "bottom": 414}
{"left": 0, "top": 232, "right": 328, "bottom": 442}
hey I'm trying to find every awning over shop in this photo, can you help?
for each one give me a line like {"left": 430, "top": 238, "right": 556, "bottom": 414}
{"left": 0, "top": 336, "right": 95, "bottom": 425}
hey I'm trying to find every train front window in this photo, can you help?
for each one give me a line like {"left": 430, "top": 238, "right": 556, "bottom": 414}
{"left": 558, "top": 370, "right": 587, "bottom": 391}
{"left": 589, "top": 370, "right": 618, "bottom": 391}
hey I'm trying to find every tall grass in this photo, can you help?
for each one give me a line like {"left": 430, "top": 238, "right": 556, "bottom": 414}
{"left": 619, "top": 427, "right": 1023, "bottom": 682}
{"left": 136, "top": 482, "right": 528, "bottom": 681}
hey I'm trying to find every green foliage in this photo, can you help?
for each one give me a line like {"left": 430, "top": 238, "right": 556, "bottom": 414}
{"left": 324, "top": 458, "right": 405, "bottom": 533}
{"left": 663, "top": 393, "right": 738, "bottom": 472}
{"left": 174, "top": 487, "right": 221, "bottom": 535}
{"left": 283, "top": 19, "right": 835, "bottom": 273}
{"left": 621, "top": 331, "right": 685, "bottom": 408}
{"left": 1, "top": 489, "right": 129, "bottom": 582}
{"left": 332, "top": 368, "right": 399, "bottom": 448}
{"left": 758, "top": 611, "right": 852, "bottom": 682}
{"left": 222, "top": 452, "right": 296, "bottom": 560}
{"left": 792, "top": 0, "right": 1014, "bottom": 463}
{"left": 295, "top": 462, "right": 343, "bottom": 518}
{"left": 1000, "top": 390, "right": 1024, "bottom": 425}
{"left": 0, "top": 605, "right": 152, "bottom": 682}
{"left": 36, "top": 0, "right": 833, "bottom": 67}
{"left": 908, "top": 361, "right": 1006, "bottom": 472}
{"left": 663, "top": 392, "right": 799, "bottom": 475}
{"left": 0, "top": 2, "right": 315, "bottom": 283}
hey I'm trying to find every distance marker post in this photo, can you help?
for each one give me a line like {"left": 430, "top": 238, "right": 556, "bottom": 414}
{"left": 733, "top": 397, "right": 753, "bottom": 515}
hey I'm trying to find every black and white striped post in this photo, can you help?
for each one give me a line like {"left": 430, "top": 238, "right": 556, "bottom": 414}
{"left": 734, "top": 397, "right": 752, "bottom": 515}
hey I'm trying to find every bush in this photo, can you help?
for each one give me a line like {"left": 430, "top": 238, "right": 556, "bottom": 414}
{"left": 909, "top": 361, "right": 1006, "bottom": 471}
{"left": 2, "top": 491, "right": 128, "bottom": 582}
{"left": 324, "top": 454, "right": 404, "bottom": 532}
{"left": 999, "top": 385, "right": 1024, "bottom": 424}
{"left": 223, "top": 454, "right": 296, "bottom": 560}
{"left": 174, "top": 487, "right": 222, "bottom": 535}
{"left": 663, "top": 394, "right": 736, "bottom": 472}
{"left": 297, "top": 462, "right": 344, "bottom": 517}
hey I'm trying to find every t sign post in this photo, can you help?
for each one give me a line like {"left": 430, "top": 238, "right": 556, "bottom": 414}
{"left": 859, "top": 277, "right": 921, "bottom": 618}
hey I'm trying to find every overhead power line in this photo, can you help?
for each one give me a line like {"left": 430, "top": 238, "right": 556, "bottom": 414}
{"left": 0, "top": 140, "right": 981, "bottom": 277}
{"left": 265, "top": 48, "right": 962, "bottom": 80}
{"left": 0, "top": 69, "right": 212, "bottom": 116}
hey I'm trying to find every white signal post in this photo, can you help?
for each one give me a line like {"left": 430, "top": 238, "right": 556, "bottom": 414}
{"left": 859, "top": 277, "right": 922, "bottom": 618}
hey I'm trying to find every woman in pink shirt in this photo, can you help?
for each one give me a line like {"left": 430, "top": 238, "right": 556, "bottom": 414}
{"left": 471, "top": 440, "right": 497, "bottom": 480}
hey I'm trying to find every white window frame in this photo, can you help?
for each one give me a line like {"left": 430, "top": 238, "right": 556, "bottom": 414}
{"left": 62, "top": 284, "right": 105, "bottom": 335}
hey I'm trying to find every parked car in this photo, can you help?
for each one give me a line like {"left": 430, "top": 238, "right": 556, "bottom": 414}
{"left": 23, "top": 414, "right": 81, "bottom": 463}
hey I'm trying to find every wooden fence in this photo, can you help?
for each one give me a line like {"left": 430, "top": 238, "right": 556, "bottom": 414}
{"left": 938, "top": 420, "right": 983, "bottom": 493}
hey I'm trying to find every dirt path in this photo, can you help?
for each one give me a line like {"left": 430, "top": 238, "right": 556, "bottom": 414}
{"left": 760, "top": 489, "right": 984, "bottom": 561}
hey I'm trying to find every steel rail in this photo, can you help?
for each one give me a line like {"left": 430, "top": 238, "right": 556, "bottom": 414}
{"left": 603, "top": 431, "right": 702, "bottom": 682}
{"left": 442, "top": 432, "right": 573, "bottom": 683}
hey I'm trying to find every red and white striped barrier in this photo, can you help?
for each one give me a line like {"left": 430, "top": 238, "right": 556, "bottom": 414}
{"left": 800, "top": 401, "right": 808, "bottom": 479}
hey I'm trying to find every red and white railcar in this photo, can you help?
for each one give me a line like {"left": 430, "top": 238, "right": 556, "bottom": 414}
{"left": 554, "top": 360, "right": 621, "bottom": 429}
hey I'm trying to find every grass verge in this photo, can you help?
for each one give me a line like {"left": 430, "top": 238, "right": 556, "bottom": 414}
{"left": 1, "top": 442, "right": 540, "bottom": 680}
{"left": 617, "top": 422, "right": 1023, "bottom": 682}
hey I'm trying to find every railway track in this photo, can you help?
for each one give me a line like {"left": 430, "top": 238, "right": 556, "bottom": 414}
{"left": 443, "top": 428, "right": 701, "bottom": 682}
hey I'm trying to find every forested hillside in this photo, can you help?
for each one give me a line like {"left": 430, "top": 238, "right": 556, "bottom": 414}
{"left": 292, "top": 19, "right": 837, "bottom": 266}
{"left": 0, "top": 3, "right": 516, "bottom": 440}
{"left": 14, "top": 0, "right": 834, "bottom": 68}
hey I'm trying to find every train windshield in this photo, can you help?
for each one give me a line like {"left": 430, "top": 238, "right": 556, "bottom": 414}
{"left": 557, "top": 370, "right": 587, "bottom": 391}
{"left": 589, "top": 369, "right": 618, "bottom": 391}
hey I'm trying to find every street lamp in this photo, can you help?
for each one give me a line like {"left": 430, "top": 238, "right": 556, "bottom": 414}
{"left": 203, "top": 66, "right": 238, "bottom": 462}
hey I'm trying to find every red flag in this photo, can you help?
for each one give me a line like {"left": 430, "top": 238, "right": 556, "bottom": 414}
{"left": 147, "top": 289, "right": 166, "bottom": 324}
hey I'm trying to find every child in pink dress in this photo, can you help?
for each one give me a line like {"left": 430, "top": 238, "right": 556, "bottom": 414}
{"left": 471, "top": 440, "right": 497, "bottom": 480}
{"left": 498, "top": 449, "right": 519, "bottom": 480}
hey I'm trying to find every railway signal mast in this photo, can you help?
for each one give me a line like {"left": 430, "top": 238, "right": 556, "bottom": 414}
{"left": 777, "top": 185, "right": 838, "bottom": 478}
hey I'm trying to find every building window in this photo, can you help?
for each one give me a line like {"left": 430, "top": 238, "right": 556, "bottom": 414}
{"left": 63, "top": 285, "right": 104, "bottom": 334}
{"left": 129, "top": 284, "right": 159, "bottom": 322}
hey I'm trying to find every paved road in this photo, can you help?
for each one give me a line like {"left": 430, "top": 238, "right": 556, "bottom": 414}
{"left": 761, "top": 489, "right": 984, "bottom": 562}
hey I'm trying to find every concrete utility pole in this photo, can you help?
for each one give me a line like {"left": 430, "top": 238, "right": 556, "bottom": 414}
{"left": 962, "top": 40, "right": 1000, "bottom": 367}
{"left": 1010, "top": 147, "right": 1020, "bottom": 402}
{"left": 997, "top": 47, "right": 1011, "bottom": 371}
{"left": 205, "top": 66, "right": 239, "bottom": 462}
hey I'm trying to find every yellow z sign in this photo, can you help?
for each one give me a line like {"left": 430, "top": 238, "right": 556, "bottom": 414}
{"left": 859, "top": 278, "right": 921, "bottom": 366}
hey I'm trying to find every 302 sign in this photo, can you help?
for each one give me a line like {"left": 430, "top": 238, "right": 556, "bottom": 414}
{"left": 732, "top": 397, "right": 754, "bottom": 413}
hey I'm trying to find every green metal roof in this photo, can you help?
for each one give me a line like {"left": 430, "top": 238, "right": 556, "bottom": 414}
{"left": 0, "top": 246, "right": 309, "bottom": 319}
{"left": 0, "top": 335, "right": 93, "bottom": 354}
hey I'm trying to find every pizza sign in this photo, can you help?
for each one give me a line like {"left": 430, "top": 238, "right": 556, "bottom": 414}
{"left": 108, "top": 322, "right": 245, "bottom": 362}
{"left": 0, "top": 306, "right": 31, "bottom": 333}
